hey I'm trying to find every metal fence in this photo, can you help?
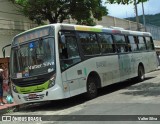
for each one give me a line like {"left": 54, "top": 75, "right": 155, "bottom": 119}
{"left": 96, "top": 16, "right": 160, "bottom": 41}
{"left": 96, "top": 16, "right": 144, "bottom": 31}
{"left": 146, "top": 24, "right": 160, "bottom": 40}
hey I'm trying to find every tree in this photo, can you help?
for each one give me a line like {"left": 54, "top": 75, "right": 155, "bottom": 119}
{"left": 9, "top": 0, "right": 108, "bottom": 26}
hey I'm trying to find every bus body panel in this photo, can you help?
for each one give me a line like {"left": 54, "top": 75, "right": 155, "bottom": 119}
{"left": 62, "top": 51, "right": 157, "bottom": 93}
{"left": 61, "top": 65, "right": 87, "bottom": 97}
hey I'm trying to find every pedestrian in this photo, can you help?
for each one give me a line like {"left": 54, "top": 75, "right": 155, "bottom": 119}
{"left": 1, "top": 63, "right": 9, "bottom": 93}
{"left": 0, "top": 67, "right": 5, "bottom": 105}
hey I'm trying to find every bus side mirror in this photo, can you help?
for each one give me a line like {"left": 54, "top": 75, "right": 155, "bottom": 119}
{"left": 60, "top": 35, "right": 66, "bottom": 44}
{"left": 2, "top": 44, "right": 11, "bottom": 58}
{"left": 3, "top": 49, "right": 5, "bottom": 58}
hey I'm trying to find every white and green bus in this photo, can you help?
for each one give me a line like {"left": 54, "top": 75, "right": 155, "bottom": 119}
{"left": 10, "top": 23, "right": 157, "bottom": 104}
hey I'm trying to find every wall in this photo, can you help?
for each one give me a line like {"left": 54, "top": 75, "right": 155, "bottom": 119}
{"left": 0, "top": 1, "right": 37, "bottom": 57}
{"left": 96, "top": 16, "right": 145, "bottom": 31}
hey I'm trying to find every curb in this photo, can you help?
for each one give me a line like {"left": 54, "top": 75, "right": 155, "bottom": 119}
{"left": 0, "top": 101, "right": 50, "bottom": 115}
{"left": 0, "top": 104, "right": 20, "bottom": 115}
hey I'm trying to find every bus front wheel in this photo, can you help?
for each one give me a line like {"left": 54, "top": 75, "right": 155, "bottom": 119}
{"left": 86, "top": 77, "right": 97, "bottom": 99}
{"left": 137, "top": 65, "right": 145, "bottom": 82}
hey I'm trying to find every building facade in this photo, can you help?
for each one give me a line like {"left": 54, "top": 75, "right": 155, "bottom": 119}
{"left": 0, "top": 1, "right": 36, "bottom": 57}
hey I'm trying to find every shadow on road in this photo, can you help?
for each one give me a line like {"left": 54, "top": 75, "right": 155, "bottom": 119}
{"left": 121, "top": 77, "right": 160, "bottom": 97}
{"left": 17, "top": 76, "right": 155, "bottom": 112}
{"left": 97, "top": 77, "right": 154, "bottom": 97}
{"left": 18, "top": 94, "right": 89, "bottom": 112}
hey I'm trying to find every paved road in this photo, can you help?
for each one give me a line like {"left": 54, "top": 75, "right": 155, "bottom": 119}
{"left": 2, "top": 69, "right": 160, "bottom": 124}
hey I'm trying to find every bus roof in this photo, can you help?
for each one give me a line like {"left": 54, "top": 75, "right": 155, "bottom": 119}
{"left": 59, "top": 23, "right": 152, "bottom": 36}
{"left": 14, "top": 23, "right": 152, "bottom": 38}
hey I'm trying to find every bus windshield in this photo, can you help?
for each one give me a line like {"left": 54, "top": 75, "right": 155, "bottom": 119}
{"left": 11, "top": 37, "right": 55, "bottom": 78}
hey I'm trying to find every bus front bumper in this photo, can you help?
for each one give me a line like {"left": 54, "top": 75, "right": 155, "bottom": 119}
{"left": 12, "top": 84, "right": 65, "bottom": 104}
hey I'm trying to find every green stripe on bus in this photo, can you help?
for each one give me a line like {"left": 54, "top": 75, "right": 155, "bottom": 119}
{"left": 15, "top": 80, "right": 49, "bottom": 94}
{"left": 84, "top": 68, "right": 87, "bottom": 76}
{"left": 90, "top": 28, "right": 102, "bottom": 32}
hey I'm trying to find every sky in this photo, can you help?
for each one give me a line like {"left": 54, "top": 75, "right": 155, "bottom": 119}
{"left": 106, "top": 0, "right": 160, "bottom": 18}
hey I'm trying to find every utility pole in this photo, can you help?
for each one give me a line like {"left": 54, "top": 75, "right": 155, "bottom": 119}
{"left": 134, "top": 0, "right": 140, "bottom": 31}
{"left": 142, "top": 1, "right": 146, "bottom": 31}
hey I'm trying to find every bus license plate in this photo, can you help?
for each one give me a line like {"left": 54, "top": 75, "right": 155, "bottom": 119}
{"left": 28, "top": 94, "right": 37, "bottom": 99}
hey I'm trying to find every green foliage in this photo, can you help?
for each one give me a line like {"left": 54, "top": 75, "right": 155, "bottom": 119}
{"left": 106, "top": 0, "right": 148, "bottom": 4}
{"left": 9, "top": 0, "right": 108, "bottom": 26}
{"left": 77, "top": 18, "right": 96, "bottom": 26}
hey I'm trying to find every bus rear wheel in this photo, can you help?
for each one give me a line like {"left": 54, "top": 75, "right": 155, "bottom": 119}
{"left": 137, "top": 65, "right": 145, "bottom": 82}
{"left": 86, "top": 77, "right": 97, "bottom": 99}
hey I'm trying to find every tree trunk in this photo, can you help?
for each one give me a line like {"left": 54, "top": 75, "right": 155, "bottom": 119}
{"left": 134, "top": 0, "right": 140, "bottom": 31}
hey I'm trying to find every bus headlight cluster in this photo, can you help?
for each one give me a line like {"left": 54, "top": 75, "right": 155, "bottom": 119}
{"left": 48, "top": 75, "right": 56, "bottom": 88}
{"left": 12, "top": 85, "right": 18, "bottom": 93}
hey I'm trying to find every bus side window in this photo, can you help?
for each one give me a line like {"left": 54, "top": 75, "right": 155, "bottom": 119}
{"left": 138, "top": 36, "right": 147, "bottom": 51}
{"left": 145, "top": 36, "right": 154, "bottom": 50}
{"left": 59, "top": 32, "right": 81, "bottom": 70}
{"left": 61, "top": 47, "right": 68, "bottom": 59}
{"left": 79, "top": 32, "right": 100, "bottom": 56}
{"left": 59, "top": 33, "right": 68, "bottom": 59}
{"left": 125, "top": 36, "right": 131, "bottom": 52}
{"left": 98, "top": 33, "right": 115, "bottom": 54}
{"left": 59, "top": 33, "right": 68, "bottom": 69}
{"left": 128, "top": 36, "right": 139, "bottom": 52}
{"left": 114, "top": 35, "right": 127, "bottom": 53}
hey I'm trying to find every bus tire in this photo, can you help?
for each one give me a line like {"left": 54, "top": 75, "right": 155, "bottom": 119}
{"left": 137, "top": 65, "right": 145, "bottom": 82}
{"left": 86, "top": 77, "right": 97, "bottom": 99}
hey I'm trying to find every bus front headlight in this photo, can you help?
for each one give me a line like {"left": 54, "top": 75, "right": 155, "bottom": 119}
{"left": 12, "top": 85, "right": 18, "bottom": 93}
{"left": 48, "top": 75, "right": 56, "bottom": 88}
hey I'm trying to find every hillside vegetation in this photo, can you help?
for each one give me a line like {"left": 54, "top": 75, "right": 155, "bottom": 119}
{"left": 125, "top": 13, "right": 160, "bottom": 27}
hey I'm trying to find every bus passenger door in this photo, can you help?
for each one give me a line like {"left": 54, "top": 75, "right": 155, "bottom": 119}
{"left": 59, "top": 31, "right": 82, "bottom": 97}
{"left": 118, "top": 54, "right": 132, "bottom": 81}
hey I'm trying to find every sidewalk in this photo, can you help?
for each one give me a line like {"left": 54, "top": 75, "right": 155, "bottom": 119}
{"left": 0, "top": 97, "right": 19, "bottom": 115}
{"left": 0, "top": 97, "right": 47, "bottom": 115}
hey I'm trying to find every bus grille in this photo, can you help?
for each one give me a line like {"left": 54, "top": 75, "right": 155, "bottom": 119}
{"left": 14, "top": 78, "right": 47, "bottom": 87}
